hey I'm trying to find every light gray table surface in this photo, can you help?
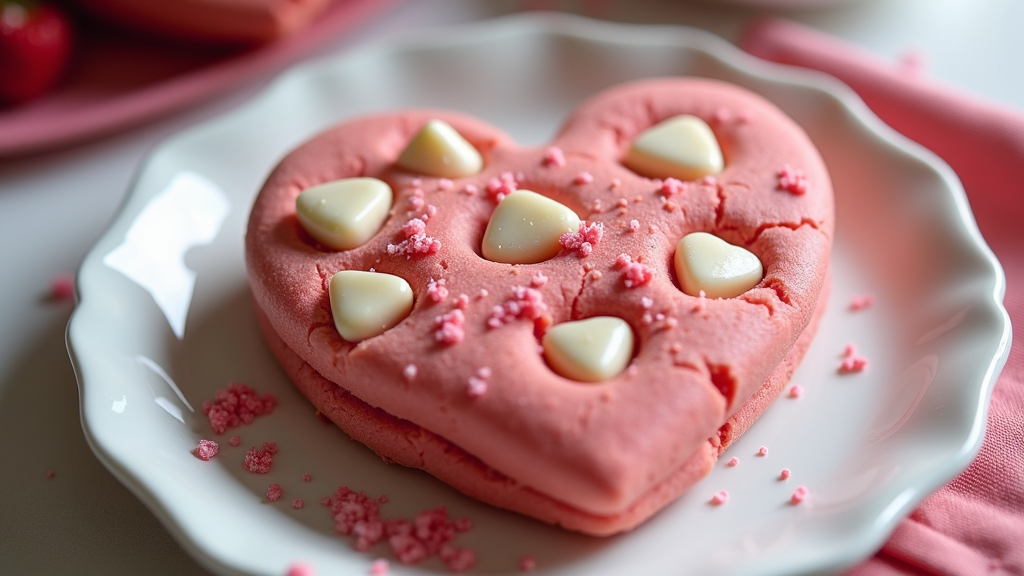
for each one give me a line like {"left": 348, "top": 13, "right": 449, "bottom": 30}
{"left": 1, "top": 0, "right": 1021, "bottom": 573}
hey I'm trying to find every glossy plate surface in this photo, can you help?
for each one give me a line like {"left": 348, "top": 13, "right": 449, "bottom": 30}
{"left": 67, "top": 13, "right": 1010, "bottom": 576}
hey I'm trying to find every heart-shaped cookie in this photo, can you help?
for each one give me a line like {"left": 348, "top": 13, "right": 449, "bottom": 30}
{"left": 246, "top": 78, "right": 833, "bottom": 535}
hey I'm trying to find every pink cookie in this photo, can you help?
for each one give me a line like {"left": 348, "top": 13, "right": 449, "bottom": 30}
{"left": 246, "top": 78, "right": 833, "bottom": 535}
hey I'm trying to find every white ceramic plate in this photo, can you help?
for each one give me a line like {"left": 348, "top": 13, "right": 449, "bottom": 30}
{"left": 67, "top": 13, "right": 1010, "bottom": 576}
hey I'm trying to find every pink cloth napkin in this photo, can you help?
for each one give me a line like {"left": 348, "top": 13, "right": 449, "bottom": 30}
{"left": 740, "top": 18, "right": 1024, "bottom": 576}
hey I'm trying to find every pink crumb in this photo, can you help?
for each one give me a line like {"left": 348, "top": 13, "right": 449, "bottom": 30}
{"left": 839, "top": 343, "right": 869, "bottom": 373}
{"left": 49, "top": 272, "right": 75, "bottom": 301}
{"left": 267, "top": 483, "right": 284, "bottom": 502}
{"left": 463, "top": 184, "right": 478, "bottom": 196}
{"left": 530, "top": 272, "right": 548, "bottom": 287}
{"left": 320, "top": 496, "right": 332, "bottom": 507}
{"left": 727, "top": 457, "right": 739, "bottom": 467}
{"left": 614, "top": 254, "right": 653, "bottom": 288}
{"left": 467, "top": 377, "right": 488, "bottom": 398}
{"left": 542, "top": 146, "right": 566, "bottom": 167}
{"left": 849, "top": 294, "right": 875, "bottom": 311}
{"left": 710, "top": 490, "right": 729, "bottom": 505}
{"left": 369, "top": 559, "right": 390, "bottom": 575}
{"left": 455, "top": 293, "right": 469, "bottom": 309}
{"left": 573, "top": 171, "right": 594, "bottom": 185}
{"left": 559, "top": 221, "right": 604, "bottom": 258}
{"left": 303, "top": 474, "right": 312, "bottom": 483}
{"left": 229, "top": 436, "right": 241, "bottom": 447}
{"left": 519, "top": 555, "right": 537, "bottom": 572}
{"left": 659, "top": 177, "right": 685, "bottom": 197}
{"left": 777, "top": 164, "right": 809, "bottom": 195}
{"left": 293, "top": 498, "right": 305, "bottom": 509}
{"left": 437, "top": 178, "right": 453, "bottom": 191}
{"left": 487, "top": 286, "right": 547, "bottom": 329}
{"left": 387, "top": 218, "right": 440, "bottom": 258}
{"left": 790, "top": 485, "right": 809, "bottom": 505}
{"left": 202, "top": 381, "right": 277, "bottom": 435}
{"left": 427, "top": 278, "right": 449, "bottom": 303}
{"left": 486, "top": 171, "right": 518, "bottom": 202}
{"left": 243, "top": 442, "right": 277, "bottom": 474}
{"left": 758, "top": 446, "right": 769, "bottom": 457}
{"left": 780, "top": 468, "right": 792, "bottom": 481}
{"left": 611, "top": 178, "right": 622, "bottom": 190}
{"left": 194, "top": 439, "right": 219, "bottom": 461}
{"left": 616, "top": 197, "right": 628, "bottom": 209}
{"left": 403, "top": 364, "right": 417, "bottom": 382}
{"left": 434, "top": 309, "right": 466, "bottom": 346}
{"left": 788, "top": 385, "right": 804, "bottom": 399}
{"left": 628, "top": 219, "right": 640, "bottom": 233}
{"left": 286, "top": 562, "right": 314, "bottom": 576}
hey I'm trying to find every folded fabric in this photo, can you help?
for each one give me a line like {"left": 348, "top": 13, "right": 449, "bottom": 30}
{"left": 741, "top": 18, "right": 1023, "bottom": 576}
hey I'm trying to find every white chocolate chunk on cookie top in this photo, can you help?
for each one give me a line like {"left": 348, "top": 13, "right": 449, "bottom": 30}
{"left": 674, "top": 232, "right": 763, "bottom": 298}
{"left": 329, "top": 270, "right": 413, "bottom": 342}
{"left": 542, "top": 316, "right": 634, "bottom": 382}
{"left": 295, "top": 177, "right": 393, "bottom": 251}
{"left": 396, "top": 119, "right": 483, "bottom": 178}
{"left": 482, "top": 190, "right": 581, "bottom": 264}
{"left": 624, "top": 114, "right": 723, "bottom": 181}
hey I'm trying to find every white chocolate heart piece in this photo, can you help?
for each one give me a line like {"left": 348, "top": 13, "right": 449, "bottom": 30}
{"left": 295, "top": 177, "right": 393, "bottom": 251}
{"left": 624, "top": 114, "right": 723, "bottom": 181}
{"left": 674, "top": 232, "right": 763, "bottom": 298}
{"left": 329, "top": 270, "right": 413, "bottom": 342}
{"left": 481, "top": 190, "right": 581, "bottom": 264}
{"left": 543, "top": 316, "right": 634, "bottom": 382}
{"left": 396, "top": 119, "right": 483, "bottom": 178}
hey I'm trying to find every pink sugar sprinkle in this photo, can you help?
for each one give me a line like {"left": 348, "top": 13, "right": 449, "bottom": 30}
{"left": 293, "top": 498, "right": 305, "bottom": 509}
{"left": 229, "top": 436, "right": 241, "bottom": 447}
{"left": 487, "top": 286, "right": 547, "bottom": 329}
{"left": 243, "top": 442, "right": 277, "bottom": 474}
{"left": 387, "top": 218, "right": 440, "bottom": 259}
{"left": 758, "top": 446, "right": 769, "bottom": 457}
{"left": 641, "top": 312, "right": 653, "bottom": 326}
{"left": 780, "top": 468, "right": 792, "bottom": 480}
{"left": 850, "top": 293, "right": 875, "bottom": 311}
{"left": 641, "top": 297, "right": 653, "bottom": 309}
{"left": 611, "top": 178, "right": 622, "bottom": 189}
{"left": 531, "top": 272, "right": 548, "bottom": 287}
{"left": 403, "top": 364, "right": 418, "bottom": 382}
{"left": 788, "top": 385, "right": 804, "bottom": 398}
{"left": 839, "top": 355, "right": 869, "bottom": 373}
{"left": 790, "top": 485, "right": 809, "bottom": 505}
{"left": 286, "top": 562, "right": 314, "bottom": 576}
{"left": 713, "top": 107, "right": 732, "bottom": 123}
{"left": 616, "top": 255, "right": 653, "bottom": 289}
{"left": 201, "top": 381, "right": 277, "bottom": 435}
{"left": 477, "top": 288, "right": 488, "bottom": 299}
{"left": 777, "top": 164, "right": 809, "bottom": 195}
{"left": 49, "top": 272, "right": 75, "bottom": 301}
{"left": 542, "top": 146, "right": 566, "bottom": 167}
{"left": 455, "top": 293, "right": 469, "bottom": 309}
{"left": 370, "top": 559, "right": 390, "bottom": 575}
{"left": 477, "top": 367, "right": 492, "bottom": 379}
{"left": 659, "top": 177, "right": 685, "bottom": 197}
{"left": 267, "top": 483, "right": 284, "bottom": 501}
{"left": 711, "top": 490, "right": 729, "bottom": 505}
{"left": 427, "top": 278, "right": 449, "bottom": 303}
{"left": 434, "top": 309, "right": 466, "bottom": 346}
{"left": 194, "top": 439, "right": 219, "bottom": 461}
{"left": 616, "top": 197, "right": 628, "bottom": 208}
{"left": 727, "top": 457, "right": 739, "bottom": 467}
{"left": 573, "top": 171, "right": 594, "bottom": 185}
{"left": 467, "top": 377, "right": 488, "bottom": 398}
{"left": 559, "top": 221, "right": 604, "bottom": 258}
{"left": 303, "top": 474, "right": 312, "bottom": 483}
{"left": 627, "top": 219, "right": 640, "bottom": 233}
{"left": 426, "top": 204, "right": 438, "bottom": 218}
{"left": 441, "top": 547, "right": 477, "bottom": 572}
{"left": 321, "top": 496, "right": 332, "bottom": 507}
{"left": 664, "top": 317, "right": 678, "bottom": 329}
{"left": 411, "top": 178, "right": 423, "bottom": 187}
{"left": 46, "top": 470, "right": 55, "bottom": 479}
{"left": 519, "top": 555, "right": 537, "bottom": 572}
{"left": 438, "top": 178, "right": 453, "bottom": 191}
{"left": 486, "top": 171, "right": 518, "bottom": 202}
{"left": 463, "top": 184, "right": 478, "bottom": 196}
{"left": 408, "top": 194, "right": 425, "bottom": 213}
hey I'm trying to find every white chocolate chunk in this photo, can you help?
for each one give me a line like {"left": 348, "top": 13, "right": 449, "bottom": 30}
{"left": 481, "top": 190, "right": 581, "bottom": 264}
{"left": 396, "top": 119, "right": 483, "bottom": 178}
{"left": 674, "top": 232, "right": 763, "bottom": 298}
{"left": 624, "top": 114, "right": 724, "bottom": 181}
{"left": 543, "top": 317, "right": 634, "bottom": 382}
{"left": 329, "top": 270, "right": 413, "bottom": 342}
{"left": 295, "top": 177, "right": 393, "bottom": 251}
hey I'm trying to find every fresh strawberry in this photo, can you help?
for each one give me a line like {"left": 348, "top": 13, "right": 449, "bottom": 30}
{"left": 0, "top": 0, "right": 73, "bottom": 104}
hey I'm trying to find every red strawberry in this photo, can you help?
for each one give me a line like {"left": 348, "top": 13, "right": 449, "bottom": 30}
{"left": 0, "top": 0, "right": 73, "bottom": 105}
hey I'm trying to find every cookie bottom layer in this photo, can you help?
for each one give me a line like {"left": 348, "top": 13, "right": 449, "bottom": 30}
{"left": 253, "top": 277, "right": 828, "bottom": 536}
